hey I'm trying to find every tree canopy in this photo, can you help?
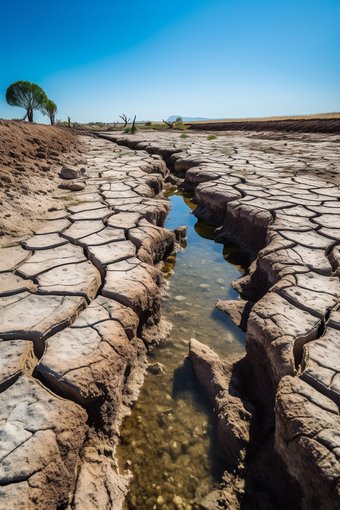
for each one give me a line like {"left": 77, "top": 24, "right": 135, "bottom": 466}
{"left": 6, "top": 81, "right": 48, "bottom": 122}
{"left": 42, "top": 99, "right": 58, "bottom": 125}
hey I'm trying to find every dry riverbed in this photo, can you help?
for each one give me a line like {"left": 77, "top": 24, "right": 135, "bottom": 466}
{"left": 1, "top": 121, "right": 340, "bottom": 510}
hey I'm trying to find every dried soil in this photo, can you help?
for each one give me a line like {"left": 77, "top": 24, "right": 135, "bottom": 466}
{"left": 0, "top": 119, "right": 86, "bottom": 246}
{"left": 188, "top": 118, "right": 340, "bottom": 133}
{"left": 2, "top": 119, "right": 340, "bottom": 247}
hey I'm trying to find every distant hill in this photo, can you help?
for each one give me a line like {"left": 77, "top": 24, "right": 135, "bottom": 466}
{"left": 166, "top": 115, "right": 221, "bottom": 122}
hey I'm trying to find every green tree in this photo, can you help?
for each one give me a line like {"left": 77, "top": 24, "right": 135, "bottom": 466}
{"left": 5, "top": 81, "right": 48, "bottom": 122}
{"left": 42, "top": 99, "right": 58, "bottom": 125}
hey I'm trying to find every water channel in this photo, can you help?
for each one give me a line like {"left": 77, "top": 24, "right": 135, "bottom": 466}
{"left": 117, "top": 187, "right": 247, "bottom": 510}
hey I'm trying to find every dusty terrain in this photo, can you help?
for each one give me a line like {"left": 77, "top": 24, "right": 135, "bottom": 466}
{"left": 0, "top": 119, "right": 86, "bottom": 246}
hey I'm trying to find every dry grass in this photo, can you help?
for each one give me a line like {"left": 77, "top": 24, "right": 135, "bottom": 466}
{"left": 187, "top": 112, "right": 340, "bottom": 124}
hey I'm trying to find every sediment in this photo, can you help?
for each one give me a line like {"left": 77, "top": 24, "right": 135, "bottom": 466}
{"left": 1, "top": 127, "right": 340, "bottom": 509}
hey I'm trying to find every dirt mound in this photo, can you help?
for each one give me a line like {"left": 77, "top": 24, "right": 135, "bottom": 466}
{"left": 188, "top": 118, "right": 340, "bottom": 134}
{"left": 0, "top": 119, "right": 84, "bottom": 245}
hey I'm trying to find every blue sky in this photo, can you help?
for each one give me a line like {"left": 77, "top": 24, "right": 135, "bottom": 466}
{"left": 1, "top": 0, "right": 339, "bottom": 123}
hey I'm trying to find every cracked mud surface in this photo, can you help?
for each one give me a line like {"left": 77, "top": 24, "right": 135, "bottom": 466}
{"left": 98, "top": 129, "right": 340, "bottom": 509}
{"left": 1, "top": 125, "right": 340, "bottom": 509}
{"left": 0, "top": 134, "right": 177, "bottom": 509}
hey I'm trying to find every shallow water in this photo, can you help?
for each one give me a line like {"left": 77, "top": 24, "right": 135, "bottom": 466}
{"left": 117, "top": 188, "right": 247, "bottom": 510}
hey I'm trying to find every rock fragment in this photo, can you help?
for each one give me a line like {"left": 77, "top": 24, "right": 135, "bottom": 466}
{"left": 72, "top": 294, "right": 139, "bottom": 340}
{"left": 60, "top": 167, "right": 79, "bottom": 179}
{"left": 103, "top": 258, "right": 165, "bottom": 346}
{"left": 189, "top": 338, "right": 254, "bottom": 467}
{"left": 59, "top": 181, "right": 86, "bottom": 191}
{"left": 301, "top": 327, "right": 340, "bottom": 406}
{"left": 106, "top": 212, "right": 143, "bottom": 230}
{"left": 216, "top": 299, "right": 254, "bottom": 332}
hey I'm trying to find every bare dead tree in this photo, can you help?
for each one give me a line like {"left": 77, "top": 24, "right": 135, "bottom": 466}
{"left": 131, "top": 115, "right": 137, "bottom": 133}
{"left": 119, "top": 114, "right": 130, "bottom": 127}
{"left": 162, "top": 119, "right": 175, "bottom": 128}
{"left": 73, "top": 122, "right": 85, "bottom": 130}
{"left": 108, "top": 121, "right": 118, "bottom": 131}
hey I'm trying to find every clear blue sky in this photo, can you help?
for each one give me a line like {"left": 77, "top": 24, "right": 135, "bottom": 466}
{"left": 1, "top": 0, "right": 339, "bottom": 123}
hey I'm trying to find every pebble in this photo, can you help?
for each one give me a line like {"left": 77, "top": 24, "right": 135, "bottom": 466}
{"left": 173, "top": 495, "right": 184, "bottom": 510}
{"left": 157, "top": 495, "right": 166, "bottom": 506}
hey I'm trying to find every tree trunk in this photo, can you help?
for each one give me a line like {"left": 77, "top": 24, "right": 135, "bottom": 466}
{"left": 28, "top": 109, "right": 33, "bottom": 122}
{"left": 131, "top": 115, "right": 136, "bottom": 133}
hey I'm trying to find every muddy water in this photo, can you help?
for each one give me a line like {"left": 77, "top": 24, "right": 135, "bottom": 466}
{"left": 117, "top": 188, "right": 247, "bottom": 510}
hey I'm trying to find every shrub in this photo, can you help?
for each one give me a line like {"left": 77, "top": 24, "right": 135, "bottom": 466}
{"left": 207, "top": 135, "right": 217, "bottom": 140}
{"left": 175, "top": 119, "right": 186, "bottom": 130}
{"left": 143, "top": 123, "right": 168, "bottom": 130}
{"left": 180, "top": 134, "right": 188, "bottom": 138}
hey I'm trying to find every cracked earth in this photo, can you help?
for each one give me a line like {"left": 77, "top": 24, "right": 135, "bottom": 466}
{"left": 0, "top": 126, "right": 340, "bottom": 509}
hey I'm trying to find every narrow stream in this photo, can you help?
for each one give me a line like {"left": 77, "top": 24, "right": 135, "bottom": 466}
{"left": 117, "top": 187, "right": 247, "bottom": 510}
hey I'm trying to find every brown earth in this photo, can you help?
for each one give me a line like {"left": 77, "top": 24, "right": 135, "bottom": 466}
{"left": 0, "top": 119, "right": 86, "bottom": 246}
{"left": 188, "top": 118, "right": 340, "bottom": 133}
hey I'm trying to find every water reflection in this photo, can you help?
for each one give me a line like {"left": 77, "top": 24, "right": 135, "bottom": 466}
{"left": 117, "top": 187, "right": 247, "bottom": 509}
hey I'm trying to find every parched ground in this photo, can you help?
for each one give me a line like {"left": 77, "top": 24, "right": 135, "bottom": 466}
{"left": 188, "top": 117, "right": 340, "bottom": 133}
{"left": 1, "top": 118, "right": 340, "bottom": 246}
{"left": 0, "top": 119, "right": 86, "bottom": 246}
{"left": 1, "top": 119, "right": 340, "bottom": 509}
